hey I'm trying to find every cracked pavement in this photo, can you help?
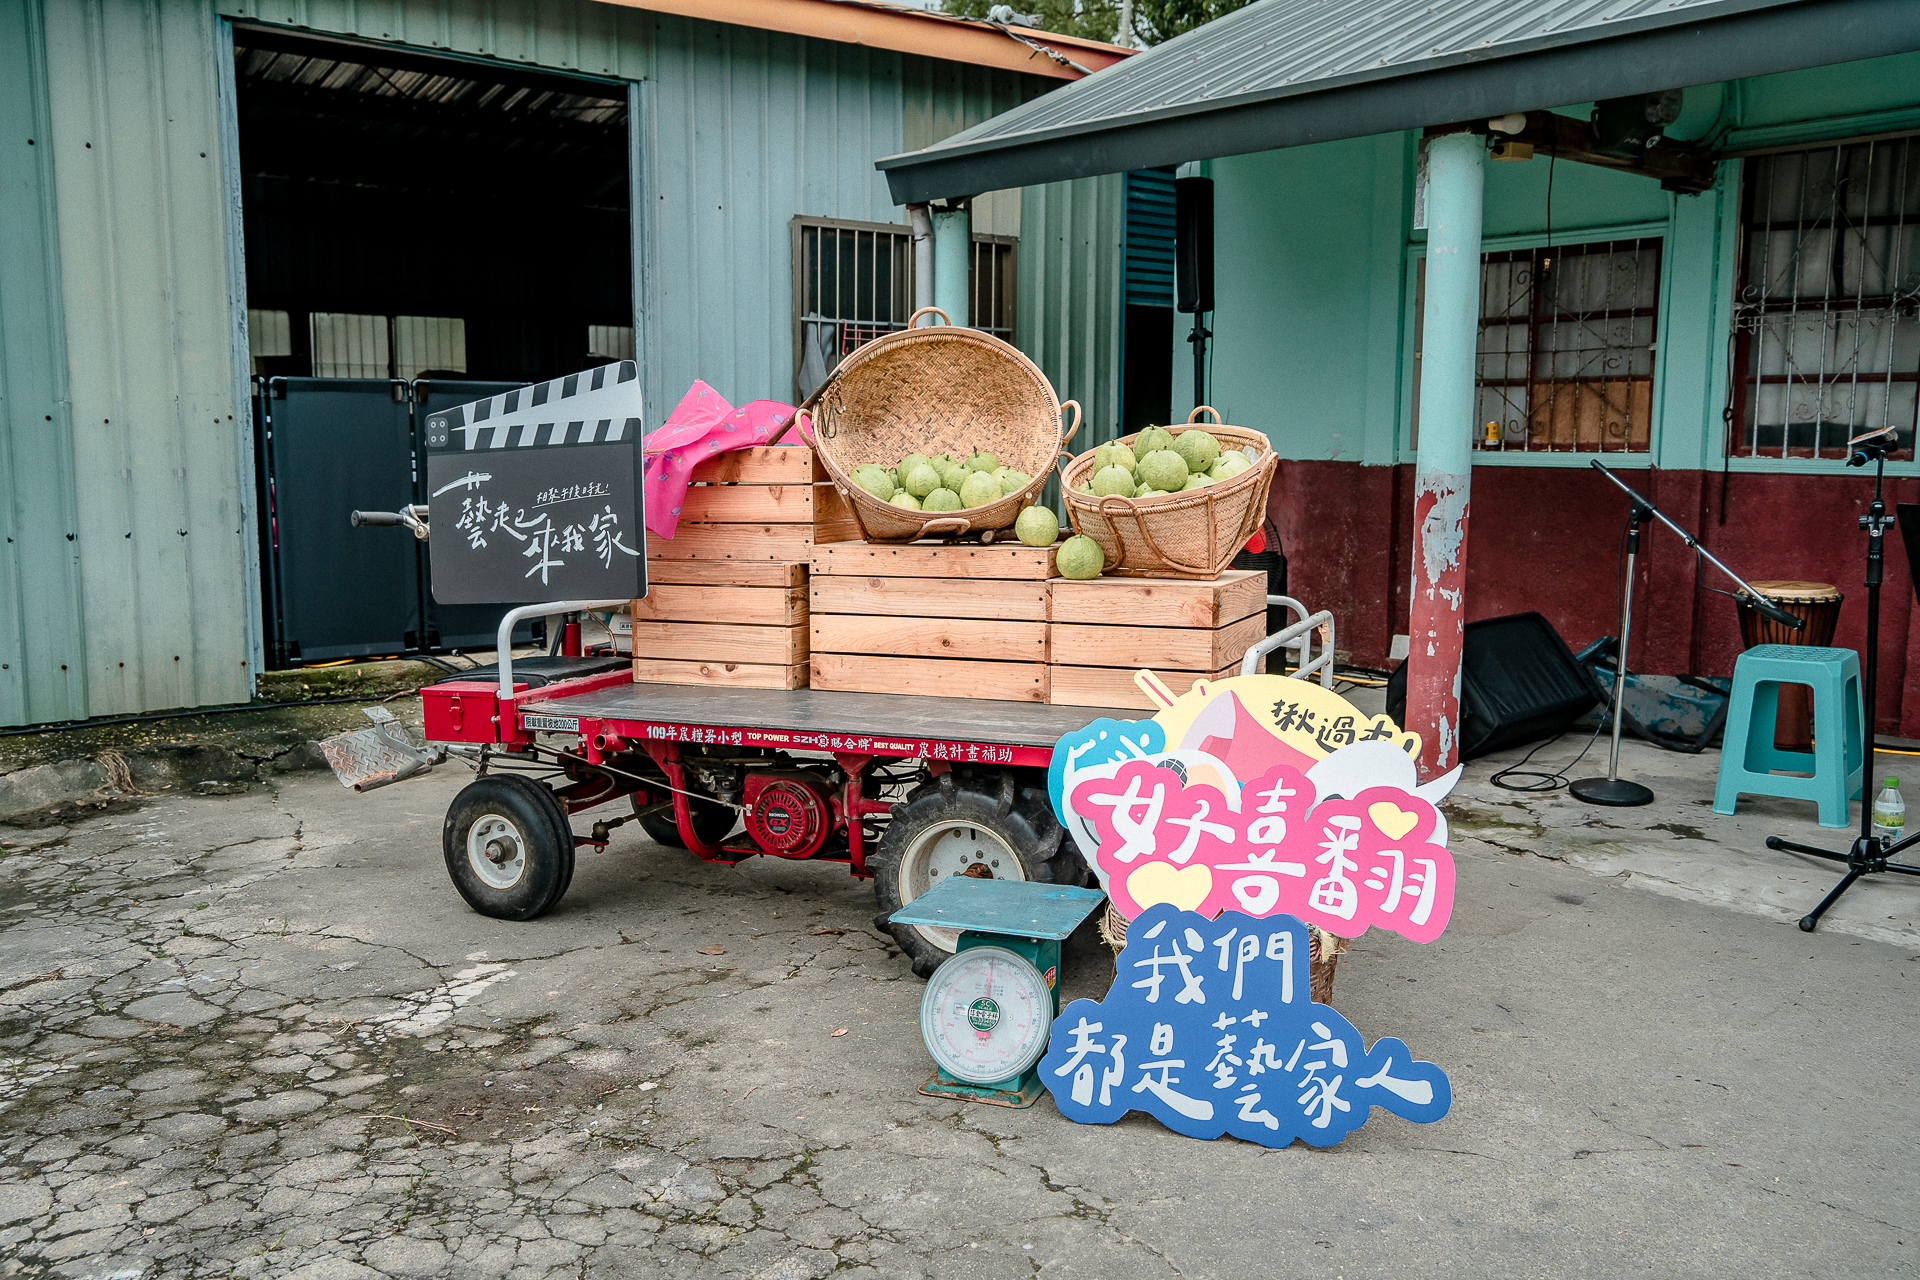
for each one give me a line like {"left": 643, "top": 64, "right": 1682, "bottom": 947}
{"left": 0, "top": 763, "right": 1915, "bottom": 1278}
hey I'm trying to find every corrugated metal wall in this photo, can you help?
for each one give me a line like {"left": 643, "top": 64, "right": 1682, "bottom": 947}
{"left": 223, "top": 0, "right": 1057, "bottom": 405}
{"left": 639, "top": 16, "right": 913, "bottom": 405}
{"left": 31, "top": 0, "right": 257, "bottom": 720}
{"left": 0, "top": 0, "right": 1120, "bottom": 724}
{"left": 0, "top": 0, "right": 89, "bottom": 726}
{"left": 1020, "top": 173, "right": 1126, "bottom": 448}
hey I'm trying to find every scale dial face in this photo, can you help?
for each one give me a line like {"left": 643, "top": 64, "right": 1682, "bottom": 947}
{"left": 920, "top": 945, "right": 1053, "bottom": 1085}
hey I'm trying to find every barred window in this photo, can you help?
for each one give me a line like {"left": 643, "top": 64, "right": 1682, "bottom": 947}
{"left": 1732, "top": 137, "right": 1920, "bottom": 462}
{"left": 792, "top": 216, "right": 1017, "bottom": 399}
{"left": 1473, "top": 239, "right": 1662, "bottom": 453}
{"left": 970, "top": 234, "right": 1017, "bottom": 343}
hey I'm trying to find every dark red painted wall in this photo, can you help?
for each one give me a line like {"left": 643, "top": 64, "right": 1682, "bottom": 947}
{"left": 1269, "top": 461, "right": 1920, "bottom": 736}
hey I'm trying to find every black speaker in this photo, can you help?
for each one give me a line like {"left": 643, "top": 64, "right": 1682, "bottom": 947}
{"left": 1175, "top": 176, "right": 1214, "bottom": 315}
{"left": 1385, "top": 612, "right": 1598, "bottom": 760}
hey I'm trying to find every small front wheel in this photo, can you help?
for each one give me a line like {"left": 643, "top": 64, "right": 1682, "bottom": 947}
{"left": 443, "top": 775, "right": 575, "bottom": 920}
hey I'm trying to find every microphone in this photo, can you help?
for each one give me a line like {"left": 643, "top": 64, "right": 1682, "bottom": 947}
{"left": 1741, "top": 592, "right": 1805, "bottom": 631}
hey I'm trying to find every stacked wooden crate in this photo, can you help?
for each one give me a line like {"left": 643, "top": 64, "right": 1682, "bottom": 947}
{"left": 1047, "top": 570, "right": 1268, "bottom": 709}
{"left": 808, "top": 542, "right": 1058, "bottom": 704}
{"left": 629, "top": 446, "right": 857, "bottom": 689}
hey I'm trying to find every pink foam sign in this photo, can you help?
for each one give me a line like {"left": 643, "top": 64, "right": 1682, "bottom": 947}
{"left": 1069, "top": 761, "right": 1456, "bottom": 944}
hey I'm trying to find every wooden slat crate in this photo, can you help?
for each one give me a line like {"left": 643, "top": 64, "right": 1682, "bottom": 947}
{"left": 810, "top": 540, "right": 1058, "bottom": 581}
{"left": 1047, "top": 569, "right": 1268, "bottom": 708}
{"left": 627, "top": 620, "right": 807, "bottom": 665}
{"left": 646, "top": 561, "right": 806, "bottom": 588}
{"left": 632, "top": 581, "right": 807, "bottom": 627}
{"left": 810, "top": 654, "right": 1048, "bottom": 703}
{"left": 646, "top": 445, "right": 857, "bottom": 560}
{"left": 1049, "top": 663, "right": 1242, "bottom": 710}
{"left": 630, "top": 658, "right": 809, "bottom": 690}
{"left": 808, "top": 540, "right": 1059, "bottom": 703}
{"left": 631, "top": 560, "right": 810, "bottom": 691}
{"left": 631, "top": 446, "right": 848, "bottom": 689}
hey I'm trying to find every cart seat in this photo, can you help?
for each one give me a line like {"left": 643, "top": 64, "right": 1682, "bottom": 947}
{"left": 436, "top": 655, "right": 630, "bottom": 689}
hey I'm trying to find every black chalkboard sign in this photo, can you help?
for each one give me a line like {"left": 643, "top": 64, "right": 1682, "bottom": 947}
{"left": 425, "top": 362, "right": 647, "bottom": 605}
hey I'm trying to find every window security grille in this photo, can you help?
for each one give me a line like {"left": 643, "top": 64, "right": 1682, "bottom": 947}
{"left": 970, "top": 235, "right": 1017, "bottom": 343}
{"left": 587, "top": 324, "right": 635, "bottom": 362}
{"left": 791, "top": 216, "right": 1018, "bottom": 399}
{"left": 393, "top": 316, "right": 467, "bottom": 379}
{"left": 1474, "top": 239, "right": 1662, "bottom": 453}
{"left": 309, "top": 312, "right": 390, "bottom": 380}
{"left": 1732, "top": 137, "right": 1920, "bottom": 462}
{"left": 793, "top": 219, "right": 915, "bottom": 389}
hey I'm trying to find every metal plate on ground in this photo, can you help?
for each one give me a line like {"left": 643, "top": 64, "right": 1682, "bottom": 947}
{"left": 320, "top": 727, "right": 423, "bottom": 791}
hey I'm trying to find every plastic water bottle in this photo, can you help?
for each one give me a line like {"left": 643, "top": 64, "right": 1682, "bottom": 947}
{"left": 1872, "top": 776, "right": 1906, "bottom": 847}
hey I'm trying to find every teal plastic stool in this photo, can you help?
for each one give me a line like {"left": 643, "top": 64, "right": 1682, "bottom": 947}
{"left": 1712, "top": 644, "right": 1864, "bottom": 828}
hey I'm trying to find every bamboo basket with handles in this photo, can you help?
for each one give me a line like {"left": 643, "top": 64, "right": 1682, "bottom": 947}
{"left": 795, "top": 307, "right": 1081, "bottom": 543}
{"left": 1060, "top": 407, "right": 1277, "bottom": 579}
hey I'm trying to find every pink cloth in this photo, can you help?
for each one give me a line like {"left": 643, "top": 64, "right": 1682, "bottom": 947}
{"left": 642, "top": 381, "right": 798, "bottom": 539}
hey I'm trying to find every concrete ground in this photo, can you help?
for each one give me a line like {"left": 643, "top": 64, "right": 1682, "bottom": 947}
{"left": 1, "top": 717, "right": 1917, "bottom": 1280}
{"left": 0, "top": 659, "right": 449, "bottom": 827}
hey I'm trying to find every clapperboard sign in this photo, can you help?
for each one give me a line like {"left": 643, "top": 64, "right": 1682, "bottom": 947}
{"left": 425, "top": 361, "right": 646, "bottom": 605}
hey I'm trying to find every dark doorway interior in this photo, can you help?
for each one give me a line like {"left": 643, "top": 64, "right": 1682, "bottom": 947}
{"left": 234, "top": 29, "right": 632, "bottom": 383}
{"left": 235, "top": 32, "right": 631, "bottom": 665}
{"left": 1121, "top": 168, "right": 1177, "bottom": 433}
{"left": 1122, "top": 305, "right": 1174, "bottom": 434}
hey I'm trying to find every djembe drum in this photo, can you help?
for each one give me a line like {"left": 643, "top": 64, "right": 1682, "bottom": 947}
{"left": 1734, "top": 580, "right": 1844, "bottom": 751}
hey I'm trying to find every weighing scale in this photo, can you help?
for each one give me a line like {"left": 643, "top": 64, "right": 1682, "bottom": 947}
{"left": 889, "top": 878, "right": 1106, "bottom": 1108}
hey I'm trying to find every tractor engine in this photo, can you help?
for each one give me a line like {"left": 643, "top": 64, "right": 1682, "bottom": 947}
{"left": 741, "top": 770, "right": 840, "bottom": 859}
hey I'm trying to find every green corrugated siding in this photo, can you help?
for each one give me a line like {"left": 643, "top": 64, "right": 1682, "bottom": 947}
{"left": 39, "top": 0, "right": 255, "bottom": 719}
{"left": 227, "top": 0, "right": 638, "bottom": 75}
{"left": 639, "top": 16, "right": 913, "bottom": 406}
{"left": 0, "top": 0, "right": 1105, "bottom": 723}
{"left": 0, "top": 0, "right": 88, "bottom": 726}
{"left": 1019, "top": 173, "right": 1125, "bottom": 451}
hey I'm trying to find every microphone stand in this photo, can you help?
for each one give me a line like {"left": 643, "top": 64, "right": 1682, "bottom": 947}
{"left": 1572, "top": 461, "right": 1803, "bottom": 807}
{"left": 1764, "top": 438, "right": 1920, "bottom": 931}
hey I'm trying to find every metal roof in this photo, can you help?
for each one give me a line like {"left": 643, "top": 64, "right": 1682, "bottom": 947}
{"left": 591, "top": 0, "right": 1135, "bottom": 80}
{"left": 877, "top": 0, "right": 1920, "bottom": 202}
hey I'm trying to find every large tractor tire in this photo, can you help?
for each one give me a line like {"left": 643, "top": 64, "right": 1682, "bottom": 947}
{"left": 869, "top": 768, "right": 1073, "bottom": 978}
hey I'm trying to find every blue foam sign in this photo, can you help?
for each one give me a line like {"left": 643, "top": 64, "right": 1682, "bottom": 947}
{"left": 1040, "top": 904, "right": 1451, "bottom": 1146}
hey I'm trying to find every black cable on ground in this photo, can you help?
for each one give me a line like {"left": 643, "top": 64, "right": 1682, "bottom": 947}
{"left": 1489, "top": 720, "right": 1608, "bottom": 793}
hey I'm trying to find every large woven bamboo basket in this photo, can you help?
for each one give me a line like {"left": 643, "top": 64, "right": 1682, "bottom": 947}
{"left": 797, "top": 308, "right": 1080, "bottom": 542}
{"left": 1061, "top": 407, "right": 1277, "bottom": 579}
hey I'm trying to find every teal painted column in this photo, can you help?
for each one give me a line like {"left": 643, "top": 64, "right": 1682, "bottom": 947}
{"left": 1407, "top": 131, "right": 1485, "bottom": 779}
{"left": 932, "top": 202, "right": 972, "bottom": 327}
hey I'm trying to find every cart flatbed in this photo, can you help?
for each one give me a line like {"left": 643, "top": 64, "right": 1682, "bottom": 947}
{"left": 419, "top": 661, "right": 1129, "bottom": 961}
{"left": 525, "top": 681, "right": 1108, "bottom": 762}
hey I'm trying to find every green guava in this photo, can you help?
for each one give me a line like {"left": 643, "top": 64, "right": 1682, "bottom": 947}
{"left": 1174, "top": 430, "right": 1222, "bottom": 474}
{"left": 959, "top": 471, "right": 1001, "bottom": 508}
{"left": 1134, "top": 426, "right": 1175, "bottom": 455}
{"left": 853, "top": 468, "right": 894, "bottom": 500}
{"left": 1056, "top": 534, "right": 1105, "bottom": 580}
{"left": 1014, "top": 505, "right": 1059, "bottom": 547}
{"left": 1091, "top": 465, "right": 1137, "bottom": 498}
{"left": 903, "top": 463, "right": 942, "bottom": 499}
{"left": 1137, "top": 449, "right": 1190, "bottom": 493}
